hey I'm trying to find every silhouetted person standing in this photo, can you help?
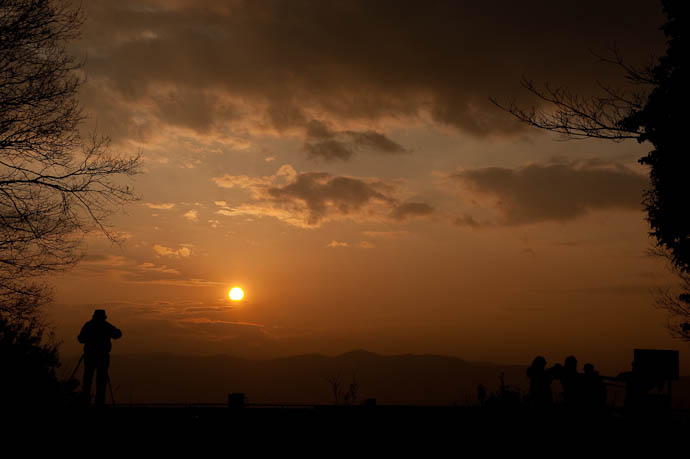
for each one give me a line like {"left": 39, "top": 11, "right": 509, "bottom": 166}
{"left": 561, "top": 355, "right": 581, "bottom": 408}
{"left": 526, "top": 356, "right": 552, "bottom": 409}
{"left": 78, "top": 309, "right": 122, "bottom": 406}
{"left": 582, "top": 363, "right": 606, "bottom": 411}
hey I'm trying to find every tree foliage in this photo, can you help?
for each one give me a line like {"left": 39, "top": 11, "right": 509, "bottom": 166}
{"left": 620, "top": 1, "right": 686, "bottom": 276}
{"left": 492, "top": 0, "right": 688, "bottom": 339}
{"left": 0, "top": 311, "right": 78, "bottom": 407}
{"left": 0, "top": 0, "right": 140, "bottom": 316}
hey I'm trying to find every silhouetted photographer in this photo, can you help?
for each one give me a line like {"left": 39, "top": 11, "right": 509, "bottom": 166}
{"left": 77, "top": 309, "right": 122, "bottom": 406}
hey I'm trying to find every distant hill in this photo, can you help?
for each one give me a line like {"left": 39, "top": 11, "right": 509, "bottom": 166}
{"left": 79, "top": 350, "right": 527, "bottom": 405}
{"left": 64, "top": 350, "right": 690, "bottom": 408}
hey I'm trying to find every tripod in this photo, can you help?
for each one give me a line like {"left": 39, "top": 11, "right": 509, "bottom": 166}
{"left": 69, "top": 354, "right": 116, "bottom": 407}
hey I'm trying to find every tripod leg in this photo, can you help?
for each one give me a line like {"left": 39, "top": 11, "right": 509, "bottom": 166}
{"left": 107, "top": 374, "right": 116, "bottom": 407}
{"left": 82, "top": 358, "right": 96, "bottom": 405}
{"left": 69, "top": 355, "right": 84, "bottom": 381}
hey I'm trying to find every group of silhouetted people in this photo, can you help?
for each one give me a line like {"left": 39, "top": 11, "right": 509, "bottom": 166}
{"left": 526, "top": 355, "right": 607, "bottom": 411}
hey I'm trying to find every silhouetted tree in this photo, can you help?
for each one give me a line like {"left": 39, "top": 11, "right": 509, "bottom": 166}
{"left": 1, "top": 0, "right": 139, "bottom": 405}
{"left": 324, "top": 371, "right": 361, "bottom": 405}
{"left": 654, "top": 265, "right": 690, "bottom": 340}
{"left": 492, "top": 0, "right": 688, "bottom": 340}
{"left": 343, "top": 372, "right": 360, "bottom": 405}
{"left": 483, "top": 372, "right": 522, "bottom": 409}
{"left": 0, "top": 0, "right": 140, "bottom": 318}
{"left": 324, "top": 372, "right": 343, "bottom": 405}
{"left": 0, "top": 306, "right": 78, "bottom": 407}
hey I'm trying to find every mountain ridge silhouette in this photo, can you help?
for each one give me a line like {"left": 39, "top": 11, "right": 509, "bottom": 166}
{"left": 61, "top": 350, "right": 526, "bottom": 405}
{"left": 61, "top": 350, "right": 690, "bottom": 408}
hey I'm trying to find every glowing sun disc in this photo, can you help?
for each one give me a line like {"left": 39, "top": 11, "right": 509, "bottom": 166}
{"left": 229, "top": 287, "right": 244, "bottom": 301}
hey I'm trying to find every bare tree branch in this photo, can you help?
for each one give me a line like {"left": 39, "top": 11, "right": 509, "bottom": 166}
{"left": 651, "top": 247, "right": 690, "bottom": 342}
{"left": 0, "top": 1, "right": 140, "bottom": 316}
{"left": 492, "top": 1, "right": 687, "bottom": 341}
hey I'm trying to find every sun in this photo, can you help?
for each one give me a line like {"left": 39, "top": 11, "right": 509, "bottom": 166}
{"left": 229, "top": 287, "right": 244, "bottom": 301}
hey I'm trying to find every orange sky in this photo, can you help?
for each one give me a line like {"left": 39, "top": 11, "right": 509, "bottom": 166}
{"left": 47, "top": 0, "right": 687, "bottom": 376}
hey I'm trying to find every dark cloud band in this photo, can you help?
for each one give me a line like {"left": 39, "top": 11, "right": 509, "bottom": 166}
{"left": 453, "top": 159, "right": 648, "bottom": 224}
{"left": 81, "top": 0, "right": 664, "bottom": 147}
{"left": 214, "top": 165, "right": 434, "bottom": 227}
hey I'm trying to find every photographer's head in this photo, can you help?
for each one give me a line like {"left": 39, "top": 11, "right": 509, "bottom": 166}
{"left": 93, "top": 309, "right": 107, "bottom": 321}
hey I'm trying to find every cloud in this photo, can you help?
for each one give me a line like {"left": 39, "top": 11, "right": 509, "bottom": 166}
{"left": 451, "top": 159, "right": 648, "bottom": 224}
{"left": 183, "top": 209, "right": 198, "bottom": 221}
{"left": 137, "top": 262, "right": 181, "bottom": 275}
{"left": 177, "top": 318, "right": 270, "bottom": 342}
{"left": 183, "top": 307, "right": 231, "bottom": 314}
{"left": 125, "top": 277, "right": 222, "bottom": 287}
{"left": 68, "top": 253, "right": 222, "bottom": 288}
{"left": 79, "top": 1, "right": 664, "bottom": 147}
{"left": 454, "top": 214, "right": 483, "bottom": 228}
{"left": 327, "top": 240, "right": 374, "bottom": 249}
{"left": 81, "top": 254, "right": 130, "bottom": 266}
{"left": 362, "top": 230, "right": 410, "bottom": 240}
{"left": 153, "top": 244, "right": 193, "bottom": 257}
{"left": 303, "top": 120, "right": 407, "bottom": 161}
{"left": 266, "top": 173, "right": 389, "bottom": 224}
{"left": 327, "top": 241, "right": 350, "bottom": 248}
{"left": 144, "top": 202, "right": 176, "bottom": 210}
{"left": 213, "top": 165, "right": 434, "bottom": 227}
{"left": 390, "top": 202, "right": 434, "bottom": 221}
{"left": 213, "top": 164, "right": 297, "bottom": 197}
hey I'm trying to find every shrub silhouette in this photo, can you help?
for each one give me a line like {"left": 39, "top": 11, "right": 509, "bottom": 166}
{"left": 0, "top": 314, "right": 78, "bottom": 408}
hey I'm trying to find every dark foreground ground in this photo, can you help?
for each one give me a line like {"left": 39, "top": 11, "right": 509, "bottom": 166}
{"left": 8, "top": 405, "right": 689, "bottom": 454}
{"left": 18, "top": 404, "right": 690, "bottom": 433}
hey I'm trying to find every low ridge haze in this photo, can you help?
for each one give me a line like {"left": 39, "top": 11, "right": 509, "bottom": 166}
{"left": 59, "top": 350, "right": 690, "bottom": 408}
